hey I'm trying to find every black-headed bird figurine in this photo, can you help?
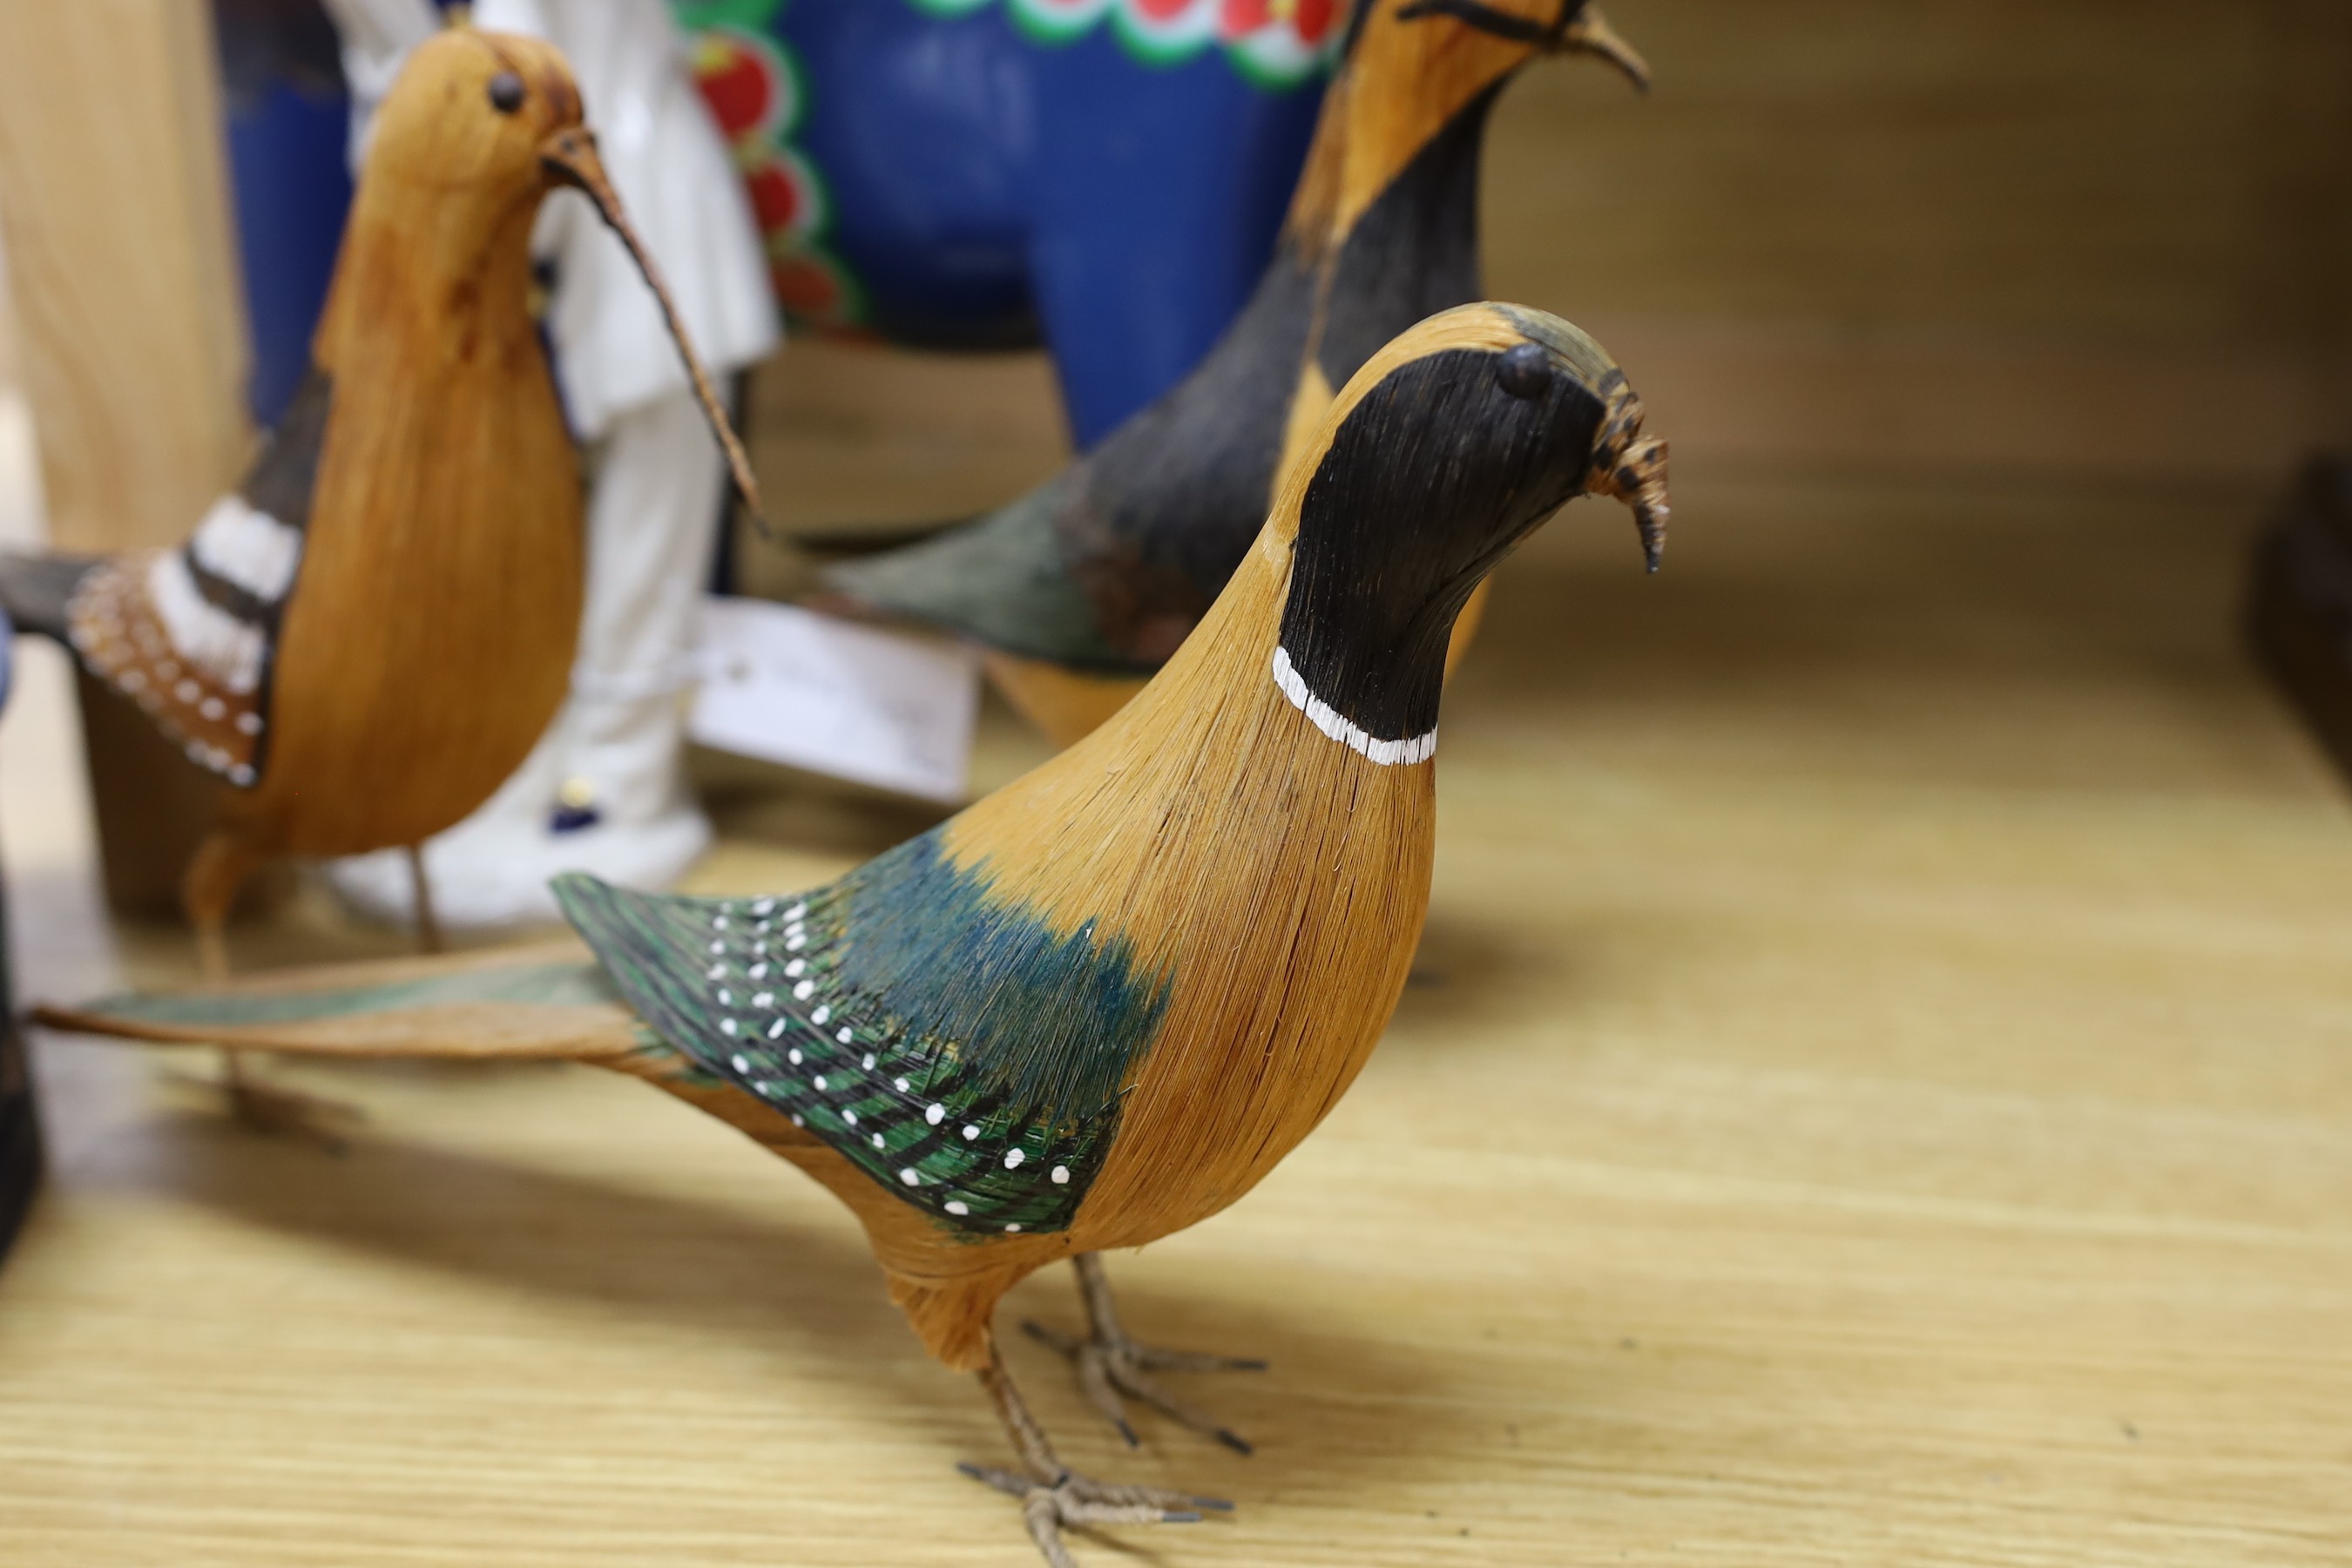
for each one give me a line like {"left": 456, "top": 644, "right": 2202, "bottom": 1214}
{"left": 43, "top": 302, "right": 1670, "bottom": 1566}
{"left": 820, "top": 0, "right": 1650, "bottom": 746}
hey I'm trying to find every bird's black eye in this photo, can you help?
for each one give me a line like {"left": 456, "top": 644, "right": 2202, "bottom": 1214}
{"left": 488, "top": 71, "right": 526, "bottom": 114}
{"left": 1496, "top": 341, "right": 1553, "bottom": 400}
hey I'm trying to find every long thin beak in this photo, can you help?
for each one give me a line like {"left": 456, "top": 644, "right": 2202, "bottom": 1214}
{"left": 540, "top": 126, "right": 767, "bottom": 530}
{"left": 1557, "top": 4, "right": 1650, "bottom": 93}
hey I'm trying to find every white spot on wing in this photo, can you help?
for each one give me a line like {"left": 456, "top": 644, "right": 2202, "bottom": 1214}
{"left": 145, "top": 552, "right": 264, "bottom": 694}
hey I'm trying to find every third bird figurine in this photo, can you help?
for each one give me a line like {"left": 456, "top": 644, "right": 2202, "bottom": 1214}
{"left": 822, "top": 0, "right": 1650, "bottom": 745}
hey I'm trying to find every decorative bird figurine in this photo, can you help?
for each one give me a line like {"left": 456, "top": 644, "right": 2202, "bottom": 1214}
{"left": 42, "top": 303, "right": 1670, "bottom": 1566}
{"left": 820, "top": 0, "right": 1649, "bottom": 747}
{"left": 0, "top": 28, "right": 760, "bottom": 1132}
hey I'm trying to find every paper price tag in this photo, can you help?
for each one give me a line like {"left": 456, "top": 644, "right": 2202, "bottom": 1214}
{"left": 691, "top": 596, "right": 980, "bottom": 804}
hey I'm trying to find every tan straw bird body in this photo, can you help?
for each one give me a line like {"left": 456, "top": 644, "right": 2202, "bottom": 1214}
{"left": 1, "top": 28, "right": 756, "bottom": 1128}
{"left": 45, "top": 303, "right": 1668, "bottom": 1565}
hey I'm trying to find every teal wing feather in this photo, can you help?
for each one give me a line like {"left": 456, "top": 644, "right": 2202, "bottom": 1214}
{"left": 80, "top": 957, "right": 622, "bottom": 1030}
{"left": 36, "top": 951, "right": 679, "bottom": 1075}
{"left": 555, "top": 829, "right": 1171, "bottom": 1239}
{"left": 820, "top": 474, "right": 1140, "bottom": 671}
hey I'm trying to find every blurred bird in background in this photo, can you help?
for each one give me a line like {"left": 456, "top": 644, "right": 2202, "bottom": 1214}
{"left": 822, "top": 0, "right": 1650, "bottom": 746}
{"left": 0, "top": 28, "right": 758, "bottom": 1134}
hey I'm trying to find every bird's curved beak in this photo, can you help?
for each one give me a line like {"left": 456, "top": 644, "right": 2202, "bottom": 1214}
{"left": 1586, "top": 409, "right": 1671, "bottom": 573}
{"left": 1554, "top": 4, "right": 1650, "bottom": 93}
{"left": 1620, "top": 436, "right": 1671, "bottom": 572}
{"left": 539, "top": 126, "right": 767, "bottom": 530}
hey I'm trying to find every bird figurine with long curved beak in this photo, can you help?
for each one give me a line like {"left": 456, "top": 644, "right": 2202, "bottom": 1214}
{"left": 0, "top": 28, "right": 760, "bottom": 1133}
{"left": 821, "top": 0, "right": 1650, "bottom": 747}
{"left": 42, "top": 303, "right": 1669, "bottom": 1565}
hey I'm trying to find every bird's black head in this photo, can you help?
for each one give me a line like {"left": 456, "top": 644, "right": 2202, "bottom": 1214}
{"left": 1272, "top": 303, "right": 1668, "bottom": 757}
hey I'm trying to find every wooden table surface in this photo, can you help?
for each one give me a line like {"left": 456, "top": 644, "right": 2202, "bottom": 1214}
{"left": 0, "top": 468, "right": 2347, "bottom": 1566}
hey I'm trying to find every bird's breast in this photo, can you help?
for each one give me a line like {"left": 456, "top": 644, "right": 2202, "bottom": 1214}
{"left": 253, "top": 331, "right": 586, "bottom": 854}
{"left": 939, "top": 553, "right": 1439, "bottom": 1250}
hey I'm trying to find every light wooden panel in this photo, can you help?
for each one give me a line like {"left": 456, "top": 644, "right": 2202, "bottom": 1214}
{"left": 0, "top": 2, "right": 258, "bottom": 915}
{"left": 1487, "top": 0, "right": 2352, "bottom": 354}
{"left": 0, "top": 0, "right": 251, "bottom": 553}
{"left": 0, "top": 240, "right": 19, "bottom": 392}
{"left": 1480, "top": 0, "right": 2352, "bottom": 473}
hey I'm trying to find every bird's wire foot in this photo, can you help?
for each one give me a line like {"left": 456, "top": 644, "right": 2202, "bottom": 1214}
{"left": 1024, "top": 1253, "right": 1267, "bottom": 1455}
{"left": 975, "top": 1333, "right": 1234, "bottom": 1568}
{"left": 958, "top": 1463, "right": 1229, "bottom": 1568}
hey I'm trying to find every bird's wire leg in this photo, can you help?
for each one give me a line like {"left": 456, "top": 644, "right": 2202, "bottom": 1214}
{"left": 187, "top": 909, "right": 360, "bottom": 1152}
{"left": 959, "top": 1339, "right": 1231, "bottom": 1568}
{"left": 406, "top": 842, "right": 443, "bottom": 955}
{"left": 1021, "top": 1253, "right": 1267, "bottom": 1455}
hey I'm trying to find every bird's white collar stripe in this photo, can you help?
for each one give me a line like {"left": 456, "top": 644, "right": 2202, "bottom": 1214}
{"left": 1270, "top": 646, "right": 1436, "bottom": 767}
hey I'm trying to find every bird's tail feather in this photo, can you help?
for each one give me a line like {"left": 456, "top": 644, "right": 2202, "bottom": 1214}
{"left": 0, "top": 551, "right": 105, "bottom": 641}
{"left": 32, "top": 940, "right": 659, "bottom": 1067}
{"left": 779, "top": 515, "right": 975, "bottom": 558}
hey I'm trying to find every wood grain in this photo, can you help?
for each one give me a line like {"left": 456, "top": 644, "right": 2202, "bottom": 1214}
{"left": 0, "top": 0, "right": 256, "bottom": 911}
{"left": 0, "top": 0, "right": 251, "bottom": 553}
{"left": 1487, "top": 0, "right": 2352, "bottom": 358}
{"left": 3, "top": 459, "right": 2345, "bottom": 1565}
